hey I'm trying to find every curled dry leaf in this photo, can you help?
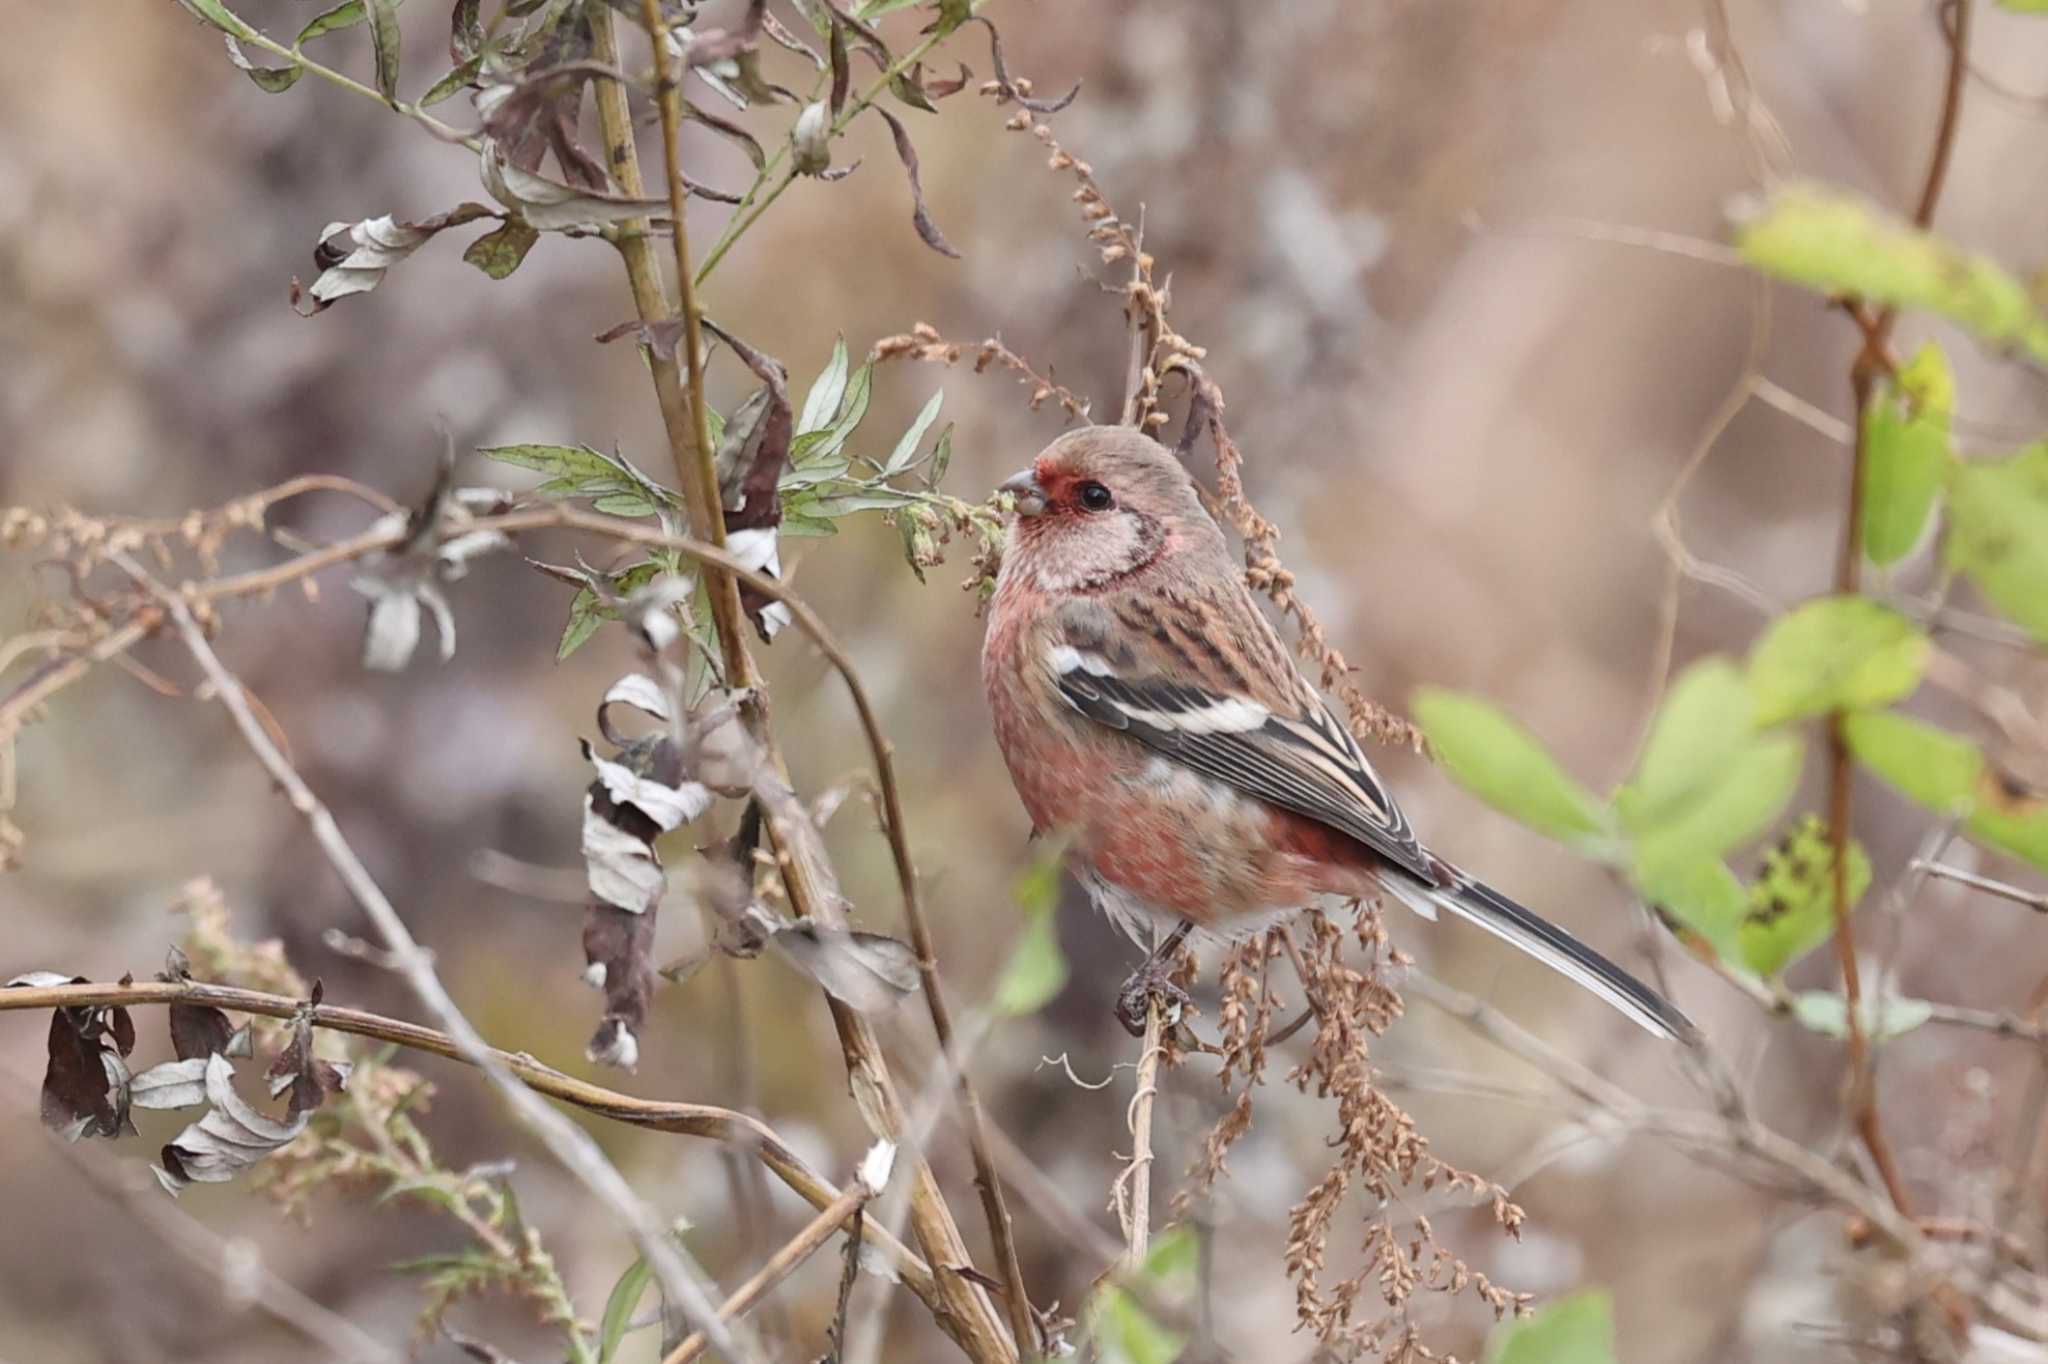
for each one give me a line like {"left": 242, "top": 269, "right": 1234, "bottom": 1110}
{"left": 701, "top": 319, "right": 795, "bottom": 640}
{"left": 765, "top": 918, "right": 921, "bottom": 1014}
{"left": 155, "top": 1053, "right": 309, "bottom": 1196}
{"left": 478, "top": 138, "right": 668, "bottom": 231}
{"left": 582, "top": 902, "right": 655, "bottom": 1070}
{"left": 292, "top": 205, "right": 498, "bottom": 315}
{"left": 223, "top": 34, "right": 303, "bottom": 92}
{"left": 131, "top": 1058, "right": 213, "bottom": 1112}
{"left": 7, "top": 971, "right": 137, "bottom": 1141}
{"left": 973, "top": 16, "right": 1079, "bottom": 114}
{"left": 350, "top": 466, "right": 511, "bottom": 671}
{"left": 792, "top": 100, "right": 833, "bottom": 176}
{"left": 265, "top": 1000, "right": 352, "bottom": 1122}
{"left": 161, "top": 945, "right": 254, "bottom": 1061}
{"left": 872, "top": 106, "right": 960, "bottom": 259}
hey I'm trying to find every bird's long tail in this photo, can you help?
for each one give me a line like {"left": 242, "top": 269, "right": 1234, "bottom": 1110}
{"left": 1382, "top": 863, "right": 1697, "bottom": 1043}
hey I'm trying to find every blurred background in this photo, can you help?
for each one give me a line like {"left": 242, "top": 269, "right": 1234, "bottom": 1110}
{"left": 7, "top": 1, "right": 2048, "bottom": 1360}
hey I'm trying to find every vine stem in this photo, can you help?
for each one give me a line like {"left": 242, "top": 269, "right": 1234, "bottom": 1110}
{"left": 1827, "top": 0, "right": 1973, "bottom": 1218}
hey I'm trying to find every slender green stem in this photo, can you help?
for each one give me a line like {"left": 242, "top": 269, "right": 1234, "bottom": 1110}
{"left": 694, "top": 2, "right": 993, "bottom": 286}
{"left": 233, "top": 27, "right": 475, "bottom": 146}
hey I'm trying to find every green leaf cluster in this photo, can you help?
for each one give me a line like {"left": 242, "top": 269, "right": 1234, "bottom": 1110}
{"left": 1414, "top": 596, "right": 1934, "bottom": 978}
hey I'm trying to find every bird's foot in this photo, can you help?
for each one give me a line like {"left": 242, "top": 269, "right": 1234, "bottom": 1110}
{"left": 1115, "top": 955, "right": 1192, "bottom": 1037}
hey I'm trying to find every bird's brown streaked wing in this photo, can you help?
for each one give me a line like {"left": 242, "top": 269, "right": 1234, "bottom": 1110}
{"left": 1048, "top": 643, "right": 1437, "bottom": 886}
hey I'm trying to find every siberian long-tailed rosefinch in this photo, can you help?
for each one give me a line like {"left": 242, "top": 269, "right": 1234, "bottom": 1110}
{"left": 980, "top": 425, "right": 1692, "bottom": 1041}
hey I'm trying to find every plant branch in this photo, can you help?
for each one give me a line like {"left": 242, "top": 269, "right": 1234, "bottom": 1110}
{"left": 1913, "top": 860, "right": 2048, "bottom": 915}
{"left": 663, "top": 1178, "right": 876, "bottom": 1364}
{"left": 115, "top": 556, "right": 758, "bottom": 1364}
{"left": 692, "top": 3, "right": 994, "bottom": 287}
{"left": 0, "top": 976, "right": 949, "bottom": 1306}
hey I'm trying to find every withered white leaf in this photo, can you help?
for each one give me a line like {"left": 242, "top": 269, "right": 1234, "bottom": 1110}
{"left": 768, "top": 922, "right": 920, "bottom": 1014}
{"left": 478, "top": 138, "right": 668, "bottom": 231}
{"left": 725, "top": 528, "right": 791, "bottom": 639}
{"left": 582, "top": 739, "right": 711, "bottom": 832}
{"left": 154, "top": 1054, "right": 309, "bottom": 1196}
{"left": 131, "top": 1057, "right": 213, "bottom": 1111}
{"left": 583, "top": 795, "right": 668, "bottom": 913}
{"left": 602, "top": 673, "right": 674, "bottom": 724}
{"left": 295, "top": 205, "right": 496, "bottom": 314}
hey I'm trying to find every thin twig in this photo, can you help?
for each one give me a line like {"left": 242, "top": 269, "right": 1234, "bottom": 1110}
{"left": 662, "top": 1180, "right": 876, "bottom": 1364}
{"left": 1914, "top": 860, "right": 2048, "bottom": 915}
{"left": 117, "top": 556, "right": 757, "bottom": 1364}
{"left": 53, "top": 1138, "right": 402, "bottom": 1364}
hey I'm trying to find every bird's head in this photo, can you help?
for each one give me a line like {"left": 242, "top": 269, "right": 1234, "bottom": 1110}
{"left": 994, "top": 426, "right": 1219, "bottom": 591}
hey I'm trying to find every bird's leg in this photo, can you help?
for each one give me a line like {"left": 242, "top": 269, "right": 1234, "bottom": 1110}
{"left": 1116, "top": 919, "right": 1194, "bottom": 1037}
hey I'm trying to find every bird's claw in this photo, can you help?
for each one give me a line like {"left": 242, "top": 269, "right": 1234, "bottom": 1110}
{"left": 1115, "top": 958, "right": 1192, "bottom": 1037}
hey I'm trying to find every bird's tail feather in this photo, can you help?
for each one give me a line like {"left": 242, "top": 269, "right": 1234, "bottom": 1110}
{"left": 1382, "top": 868, "right": 1696, "bottom": 1043}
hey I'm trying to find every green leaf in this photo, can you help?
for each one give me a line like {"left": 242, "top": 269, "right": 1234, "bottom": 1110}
{"left": 1841, "top": 710, "right": 1979, "bottom": 809}
{"left": 1843, "top": 710, "right": 2048, "bottom": 873}
{"left": 224, "top": 35, "right": 303, "bottom": 91}
{"left": 1791, "top": 991, "right": 1934, "bottom": 1040}
{"left": 294, "top": 0, "right": 364, "bottom": 45}
{"left": 597, "top": 1257, "right": 652, "bottom": 1363}
{"left": 994, "top": 845, "right": 1069, "bottom": 1016}
{"left": 1411, "top": 688, "right": 1612, "bottom": 847}
{"left": 1085, "top": 1227, "right": 1198, "bottom": 1364}
{"left": 1999, "top": 0, "right": 2048, "bottom": 11}
{"left": 799, "top": 338, "right": 850, "bottom": 434}
{"left": 1738, "top": 815, "right": 1871, "bottom": 977}
{"left": 779, "top": 513, "right": 841, "bottom": 538}
{"left": 554, "top": 560, "right": 666, "bottom": 660}
{"left": 178, "top": 0, "right": 259, "bottom": 40}
{"left": 1616, "top": 659, "right": 1803, "bottom": 874}
{"left": 857, "top": 0, "right": 929, "bottom": 14}
{"left": 591, "top": 492, "right": 660, "bottom": 517}
{"left": 461, "top": 219, "right": 538, "bottom": 279}
{"left": 365, "top": 0, "right": 401, "bottom": 100}
{"left": 926, "top": 423, "right": 954, "bottom": 488}
{"left": 478, "top": 442, "right": 633, "bottom": 497}
{"left": 1621, "top": 659, "right": 1756, "bottom": 819}
{"left": 1732, "top": 183, "right": 2048, "bottom": 366}
{"left": 792, "top": 360, "right": 873, "bottom": 464}
{"left": 1746, "top": 597, "right": 1928, "bottom": 725}
{"left": 1862, "top": 343, "right": 1955, "bottom": 565}
{"left": 1489, "top": 1289, "right": 1617, "bottom": 1364}
{"left": 1945, "top": 442, "right": 2048, "bottom": 644}
{"left": 881, "top": 389, "right": 944, "bottom": 476}
{"left": 779, "top": 458, "right": 852, "bottom": 491}
{"left": 1633, "top": 854, "right": 1748, "bottom": 964}
{"left": 421, "top": 56, "right": 483, "bottom": 107}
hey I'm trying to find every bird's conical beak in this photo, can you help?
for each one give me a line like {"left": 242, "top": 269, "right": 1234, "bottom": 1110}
{"left": 999, "top": 468, "right": 1047, "bottom": 517}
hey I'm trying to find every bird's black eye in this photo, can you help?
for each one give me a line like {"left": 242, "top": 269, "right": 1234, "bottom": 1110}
{"left": 1077, "top": 480, "right": 1114, "bottom": 512}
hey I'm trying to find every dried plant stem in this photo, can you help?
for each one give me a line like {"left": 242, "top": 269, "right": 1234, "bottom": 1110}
{"left": 1913, "top": 860, "right": 2048, "bottom": 914}
{"left": 589, "top": 9, "right": 749, "bottom": 678}
{"left": 662, "top": 1182, "right": 873, "bottom": 1364}
{"left": 0, "top": 977, "right": 949, "bottom": 1307}
{"left": 118, "top": 557, "right": 757, "bottom": 1364}
{"left": 497, "top": 22, "right": 1022, "bottom": 1327}
{"left": 1113, "top": 996, "right": 1166, "bottom": 1268}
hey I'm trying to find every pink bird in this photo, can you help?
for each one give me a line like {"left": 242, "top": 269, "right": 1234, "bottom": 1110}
{"left": 980, "top": 425, "right": 1693, "bottom": 1041}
